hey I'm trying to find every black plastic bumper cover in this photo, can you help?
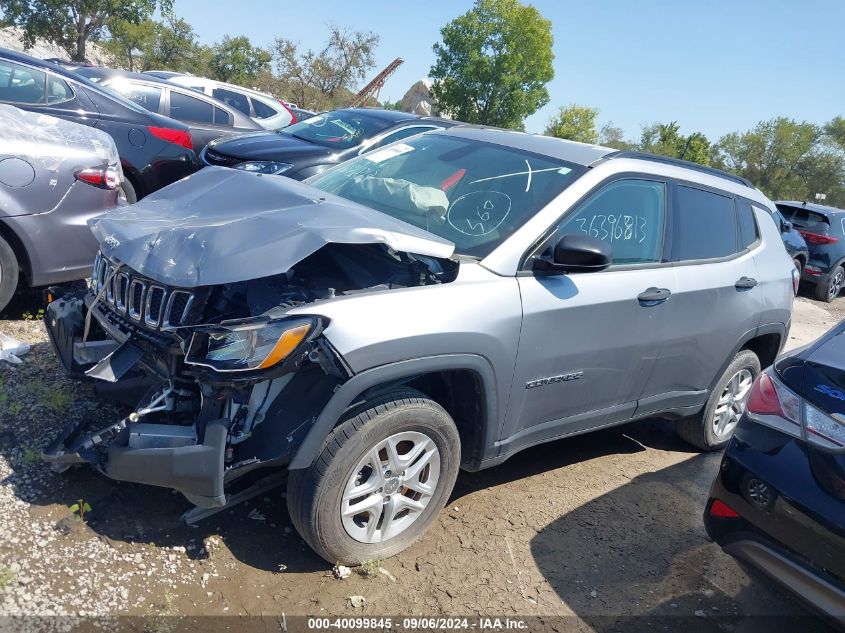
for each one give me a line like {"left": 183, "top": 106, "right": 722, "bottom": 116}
{"left": 105, "top": 418, "right": 230, "bottom": 508}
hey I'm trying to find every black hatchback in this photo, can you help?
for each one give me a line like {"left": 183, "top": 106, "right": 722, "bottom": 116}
{"left": 0, "top": 48, "right": 198, "bottom": 203}
{"left": 705, "top": 320, "right": 845, "bottom": 623}
{"left": 200, "top": 107, "right": 455, "bottom": 180}
{"left": 777, "top": 201, "right": 845, "bottom": 303}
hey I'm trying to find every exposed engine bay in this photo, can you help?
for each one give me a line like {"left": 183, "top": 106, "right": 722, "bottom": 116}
{"left": 42, "top": 240, "right": 458, "bottom": 512}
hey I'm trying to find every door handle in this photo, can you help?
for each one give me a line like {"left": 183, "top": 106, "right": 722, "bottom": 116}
{"left": 735, "top": 276, "right": 758, "bottom": 289}
{"left": 637, "top": 287, "right": 671, "bottom": 304}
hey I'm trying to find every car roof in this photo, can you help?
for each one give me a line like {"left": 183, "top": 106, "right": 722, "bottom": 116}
{"left": 435, "top": 125, "right": 615, "bottom": 165}
{"left": 90, "top": 72, "right": 259, "bottom": 128}
{"left": 72, "top": 66, "right": 157, "bottom": 82}
{"left": 775, "top": 200, "right": 845, "bottom": 215}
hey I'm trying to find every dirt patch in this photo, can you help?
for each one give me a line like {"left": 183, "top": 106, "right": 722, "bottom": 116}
{"left": 0, "top": 293, "right": 841, "bottom": 629}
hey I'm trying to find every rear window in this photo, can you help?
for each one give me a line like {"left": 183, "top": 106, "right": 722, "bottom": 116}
{"left": 776, "top": 205, "right": 831, "bottom": 232}
{"left": 671, "top": 185, "right": 738, "bottom": 261}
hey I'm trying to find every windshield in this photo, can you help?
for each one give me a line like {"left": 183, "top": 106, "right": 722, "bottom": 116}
{"left": 308, "top": 133, "right": 585, "bottom": 257}
{"left": 280, "top": 110, "right": 393, "bottom": 150}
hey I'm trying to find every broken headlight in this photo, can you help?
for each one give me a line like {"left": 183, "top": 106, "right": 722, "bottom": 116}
{"left": 233, "top": 161, "right": 293, "bottom": 175}
{"left": 185, "top": 316, "right": 314, "bottom": 372}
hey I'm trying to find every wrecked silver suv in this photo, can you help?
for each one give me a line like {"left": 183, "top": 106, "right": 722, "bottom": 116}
{"left": 43, "top": 127, "right": 794, "bottom": 563}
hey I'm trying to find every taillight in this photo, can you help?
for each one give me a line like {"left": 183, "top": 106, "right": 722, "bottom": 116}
{"left": 148, "top": 126, "right": 193, "bottom": 150}
{"left": 797, "top": 229, "right": 839, "bottom": 245}
{"left": 746, "top": 370, "right": 801, "bottom": 437}
{"left": 75, "top": 164, "right": 121, "bottom": 190}
{"left": 277, "top": 100, "right": 296, "bottom": 125}
{"left": 709, "top": 499, "right": 741, "bottom": 518}
{"left": 748, "top": 369, "right": 845, "bottom": 448}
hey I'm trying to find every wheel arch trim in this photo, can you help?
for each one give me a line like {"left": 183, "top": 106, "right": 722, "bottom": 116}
{"left": 288, "top": 353, "right": 499, "bottom": 470}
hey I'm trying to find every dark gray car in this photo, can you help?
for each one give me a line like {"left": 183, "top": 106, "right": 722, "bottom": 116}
{"left": 42, "top": 127, "right": 794, "bottom": 564}
{"left": 0, "top": 104, "right": 121, "bottom": 312}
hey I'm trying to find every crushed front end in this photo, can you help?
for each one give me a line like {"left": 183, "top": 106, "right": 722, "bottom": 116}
{"left": 43, "top": 239, "right": 455, "bottom": 509}
{"left": 42, "top": 250, "right": 355, "bottom": 508}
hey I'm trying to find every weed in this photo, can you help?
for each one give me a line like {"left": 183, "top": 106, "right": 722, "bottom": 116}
{"left": 20, "top": 447, "right": 40, "bottom": 466}
{"left": 0, "top": 567, "right": 13, "bottom": 591}
{"left": 19, "top": 378, "right": 73, "bottom": 414}
{"left": 69, "top": 499, "right": 92, "bottom": 521}
{"left": 7, "top": 401, "right": 22, "bottom": 417}
{"left": 360, "top": 559, "right": 382, "bottom": 578}
{"left": 21, "top": 309, "right": 44, "bottom": 321}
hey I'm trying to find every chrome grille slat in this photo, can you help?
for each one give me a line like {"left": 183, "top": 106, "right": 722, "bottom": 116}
{"left": 115, "top": 273, "right": 130, "bottom": 313}
{"left": 128, "top": 280, "right": 145, "bottom": 320}
{"left": 92, "top": 252, "right": 194, "bottom": 330}
{"left": 144, "top": 285, "right": 166, "bottom": 328}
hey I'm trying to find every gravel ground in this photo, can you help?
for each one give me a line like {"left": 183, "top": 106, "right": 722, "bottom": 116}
{"left": 0, "top": 290, "right": 841, "bottom": 631}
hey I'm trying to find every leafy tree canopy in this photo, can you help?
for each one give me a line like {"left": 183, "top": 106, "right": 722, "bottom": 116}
{"left": 209, "top": 35, "right": 271, "bottom": 85}
{"left": 0, "top": 0, "right": 170, "bottom": 61}
{"left": 544, "top": 104, "right": 599, "bottom": 144}
{"left": 271, "top": 25, "right": 378, "bottom": 111}
{"left": 430, "top": 0, "right": 554, "bottom": 129}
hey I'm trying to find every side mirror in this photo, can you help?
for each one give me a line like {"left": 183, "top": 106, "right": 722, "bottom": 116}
{"left": 533, "top": 234, "right": 612, "bottom": 274}
{"left": 781, "top": 220, "right": 793, "bottom": 233}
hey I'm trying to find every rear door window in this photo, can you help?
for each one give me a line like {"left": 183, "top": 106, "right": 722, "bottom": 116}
{"left": 671, "top": 185, "right": 738, "bottom": 261}
{"left": 554, "top": 178, "right": 667, "bottom": 265}
{"left": 170, "top": 91, "right": 214, "bottom": 123}
{"left": 212, "top": 88, "right": 250, "bottom": 115}
{"left": 0, "top": 60, "right": 46, "bottom": 104}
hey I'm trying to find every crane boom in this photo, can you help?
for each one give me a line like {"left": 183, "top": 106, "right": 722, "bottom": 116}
{"left": 347, "top": 58, "right": 404, "bottom": 108}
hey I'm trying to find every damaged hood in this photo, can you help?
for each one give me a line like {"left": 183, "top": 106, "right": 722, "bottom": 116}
{"left": 90, "top": 166, "right": 455, "bottom": 287}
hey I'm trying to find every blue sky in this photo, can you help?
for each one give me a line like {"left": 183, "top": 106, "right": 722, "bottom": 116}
{"left": 175, "top": 0, "right": 845, "bottom": 140}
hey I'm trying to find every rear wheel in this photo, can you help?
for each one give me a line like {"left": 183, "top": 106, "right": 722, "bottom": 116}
{"left": 118, "top": 178, "right": 137, "bottom": 204}
{"left": 814, "top": 265, "right": 843, "bottom": 303}
{"left": 677, "top": 350, "right": 760, "bottom": 451}
{"left": 287, "top": 388, "right": 460, "bottom": 564}
{"left": 0, "top": 235, "right": 19, "bottom": 314}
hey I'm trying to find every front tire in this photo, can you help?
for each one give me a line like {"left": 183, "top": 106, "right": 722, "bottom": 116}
{"left": 677, "top": 350, "right": 760, "bottom": 451}
{"left": 814, "top": 265, "right": 843, "bottom": 303}
{"left": 118, "top": 178, "right": 137, "bottom": 204}
{"left": 287, "top": 389, "right": 461, "bottom": 564}
{"left": 0, "top": 234, "right": 19, "bottom": 314}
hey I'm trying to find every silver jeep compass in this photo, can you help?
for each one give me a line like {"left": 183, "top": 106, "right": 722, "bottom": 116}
{"left": 43, "top": 126, "right": 795, "bottom": 563}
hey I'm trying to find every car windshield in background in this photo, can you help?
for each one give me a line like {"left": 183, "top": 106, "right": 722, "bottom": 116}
{"left": 308, "top": 134, "right": 585, "bottom": 257}
{"left": 280, "top": 111, "right": 393, "bottom": 149}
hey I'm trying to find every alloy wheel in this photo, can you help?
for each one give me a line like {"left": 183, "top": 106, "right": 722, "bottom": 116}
{"left": 828, "top": 269, "right": 843, "bottom": 301}
{"left": 712, "top": 368, "right": 754, "bottom": 439}
{"left": 341, "top": 431, "right": 440, "bottom": 544}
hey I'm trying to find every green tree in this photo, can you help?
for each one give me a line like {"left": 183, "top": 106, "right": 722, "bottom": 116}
{"left": 209, "top": 35, "right": 271, "bottom": 85}
{"left": 102, "top": 16, "right": 156, "bottom": 71}
{"left": 544, "top": 104, "right": 599, "bottom": 144}
{"left": 271, "top": 25, "right": 379, "bottom": 110}
{"left": 0, "top": 0, "right": 170, "bottom": 61}
{"left": 429, "top": 0, "right": 554, "bottom": 129}
{"left": 714, "top": 118, "right": 822, "bottom": 200}
{"left": 640, "top": 121, "right": 711, "bottom": 165}
{"left": 598, "top": 122, "right": 635, "bottom": 150}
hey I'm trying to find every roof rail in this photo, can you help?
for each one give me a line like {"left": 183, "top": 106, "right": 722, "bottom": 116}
{"left": 606, "top": 151, "right": 754, "bottom": 188}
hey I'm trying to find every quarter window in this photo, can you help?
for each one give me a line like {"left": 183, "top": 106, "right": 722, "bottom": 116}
{"left": 737, "top": 201, "right": 759, "bottom": 249}
{"left": 213, "top": 106, "right": 231, "bottom": 126}
{"left": 170, "top": 92, "right": 214, "bottom": 123}
{"left": 46, "top": 76, "right": 73, "bottom": 104}
{"left": 0, "top": 60, "right": 46, "bottom": 104}
{"left": 250, "top": 97, "right": 278, "bottom": 119}
{"left": 671, "top": 185, "right": 737, "bottom": 261}
{"left": 554, "top": 179, "right": 666, "bottom": 265}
